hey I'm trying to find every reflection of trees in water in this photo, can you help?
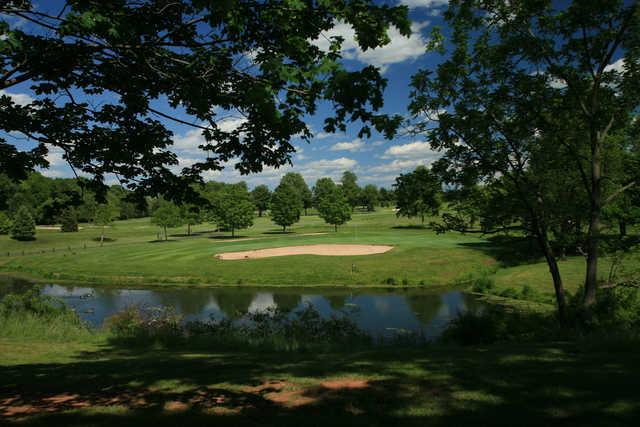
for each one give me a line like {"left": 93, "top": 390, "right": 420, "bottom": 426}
{"left": 325, "top": 295, "right": 346, "bottom": 311}
{"left": 272, "top": 293, "right": 300, "bottom": 312}
{"left": 154, "top": 291, "right": 212, "bottom": 315}
{"left": 216, "top": 292, "right": 255, "bottom": 319}
{"left": 405, "top": 295, "right": 442, "bottom": 325}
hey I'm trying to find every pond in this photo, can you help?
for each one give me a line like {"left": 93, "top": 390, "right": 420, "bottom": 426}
{"left": 0, "top": 278, "right": 483, "bottom": 340}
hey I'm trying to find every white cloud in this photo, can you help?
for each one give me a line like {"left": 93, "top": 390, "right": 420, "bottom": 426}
{"left": 0, "top": 89, "right": 34, "bottom": 106}
{"left": 400, "top": 0, "right": 448, "bottom": 8}
{"left": 314, "top": 20, "right": 429, "bottom": 73}
{"left": 368, "top": 158, "right": 431, "bottom": 174}
{"left": 330, "top": 138, "right": 366, "bottom": 152}
{"left": 604, "top": 58, "right": 625, "bottom": 73}
{"left": 172, "top": 129, "right": 206, "bottom": 154}
{"left": 382, "top": 141, "right": 439, "bottom": 159}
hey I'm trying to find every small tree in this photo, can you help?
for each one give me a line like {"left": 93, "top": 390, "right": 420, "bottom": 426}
{"left": 59, "top": 208, "right": 79, "bottom": 232}
{"left": 393, "top": 166, "right": 442, "bottom": 224}
{"left": 93, "top": 203, "right": 116, "bottom": 246}
{"left": 10, "top": 206, "right": 36, "bottom": 241}
{"left": 280, "top": 173, "right": 312, "bottom": 215}
{"left": 340, "top": 171, "right": 361, "bottom": 210}
{"left": 210, "top": 185, "right": 255, "bottom": 237}
{"left": 181, "top": 204, "right": 203, "bottom": 236}
{"left": 0, "top": 212, "right": 11, "bottom": 234}
{"left": 361, "top": 184, "right": 379, "bottom": 212}
{"left": 313, "top": 177, "right": 336, "bottom": 208}
{"left": 251, "top": 185, "right": 272, "bottom": 217}
{"left": 270, "top": 183, "right": 303, "bottom": 232}
{"left": 151, "top": 200, "right": 183, "bottom": 241}
{"left": 317, "top": 186, "right": 352, "bottom": 231}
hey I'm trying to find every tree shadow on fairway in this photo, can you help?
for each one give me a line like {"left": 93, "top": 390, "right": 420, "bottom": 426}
{"left": 391, "top": 225, "right": 427, "bottom": 230}
{"left": 208, "top": 235, "right": 251, "bottom": 240}
{"left": 262, "top": 231, "right": 295, "bottom": 235}
{"left": 458, "top": 235, "right": 544, "bottom": 267}
{"left": 148, "top": 240, "right": 180, "bottom": 244}
{"left": 2, "top": 342, "right": 640, "bottom": 426}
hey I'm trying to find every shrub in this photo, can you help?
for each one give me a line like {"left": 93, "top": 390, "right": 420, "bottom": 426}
{"left": 499, "top": 287, "right": 519, "bottom": 299}
{"left": 0, "top": 289, "right": 90, "bottom": 341}
{"left": 10, "top": 206, "right": 36, "bottom": 241}
{"left": 471, "top": 275, "right": 495, "bottom": 293}
{"left": 384, "top": 277, "right": 397, "bottom": 286}
{"left": 0, "top": 212, "right": 11, "bottom": 234}
{"left": 568, "top": 286, "right": 640, "bottom": 334}
{"left": 106, "top": 304, "right": 370, "bottom": 351}
{"left": 59, "top": 208, "right": 79, "bottom": 232}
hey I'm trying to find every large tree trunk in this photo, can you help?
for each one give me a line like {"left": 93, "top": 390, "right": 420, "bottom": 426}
{"left": 100, "top": 225, "right": 105, "bottom": 247}
{"left": 584, "top": 126, "right": 603, "bottom": 308}
{"left": 164, "top": 225, "right": 168, "bottom": 241}
{"left": 231, "top": 227, "right": 235, "bottom": 238}
{"left": 187, "top": 223, "right": 191, "bottom": 236}
{"left": 334, "top": 224, "right": 338, "bottom": 232}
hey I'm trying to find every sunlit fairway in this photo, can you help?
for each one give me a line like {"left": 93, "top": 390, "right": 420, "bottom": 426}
{"left": 1, "top": 208, "right": 636, "bottom": 306}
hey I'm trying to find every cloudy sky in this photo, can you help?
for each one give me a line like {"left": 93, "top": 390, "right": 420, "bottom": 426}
{"left": 2, "top": 0, "right": 449, "bottom": 189}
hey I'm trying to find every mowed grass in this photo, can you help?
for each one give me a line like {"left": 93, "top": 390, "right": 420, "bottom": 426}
{"left": 1, "top": 336, "right": 639, "bottom": 425}
{"left": 0, "top": 208, "right": 637, "bottom": 303}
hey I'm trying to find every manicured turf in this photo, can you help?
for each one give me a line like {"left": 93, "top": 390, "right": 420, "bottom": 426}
{"left": 1, "top": 208, "right": 637, "bottom": 306}
{"left": 1, "top": 336, "right": 639, "bottom": 426}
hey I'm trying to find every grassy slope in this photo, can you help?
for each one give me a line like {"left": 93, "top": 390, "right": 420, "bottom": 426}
{"left": 1, "top": 336, "right": 639, "bottom": 426}
{"left": 0, "top": 209, "right": 637, "bottom": 301}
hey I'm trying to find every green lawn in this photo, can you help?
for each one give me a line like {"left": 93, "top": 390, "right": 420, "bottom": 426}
{"left": 1, "top": 208, "right": 637, "bottom": 305}
{"left": 1, "top": 336, "right": 638, "bottom": 425}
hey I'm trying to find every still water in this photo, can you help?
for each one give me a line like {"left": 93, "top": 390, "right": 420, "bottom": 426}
{"left": 1, "top": 279, "right": 482, "bottom": 339}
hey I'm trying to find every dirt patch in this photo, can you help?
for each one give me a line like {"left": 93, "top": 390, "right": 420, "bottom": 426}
{"left": 215, "top": 244, "right": 393, "bottom": 260}
{"left": 319, "top": 379, "right": 369, "bottom": 390}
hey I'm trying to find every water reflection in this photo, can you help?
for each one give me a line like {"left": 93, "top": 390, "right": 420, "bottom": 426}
{"left": 0, "top": 277, "right": 482, "bottom": 339}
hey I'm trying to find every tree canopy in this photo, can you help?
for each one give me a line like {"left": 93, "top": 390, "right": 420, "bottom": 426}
{"left": 409, "top": 0, "right": 639, "bottom": 316}
{"left": 209, "top": 184, "right": 255, "bottom": 237}
{"left": 316, "top": 179, "right": 351, "bottom": 231}
{"left": 0, "top": 1, "right": 409, "bottom": 199}
{"left": 270, "top": 182, "right": 303, "bottom": 232}
{"left": 251, "top": 185, "right": 272, "bottom": 217}
{"left": 393, "top": 166, "right": 441, "bottom": 224}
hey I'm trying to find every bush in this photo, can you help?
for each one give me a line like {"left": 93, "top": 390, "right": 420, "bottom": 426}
{"left": 105, "top": 304, "right": 371, "bottom": 351}
{"left": 471, "top": 275, "right": 495, "bottom": 293}
{"left": 10, "top": 206, "right": 36, "bottom": 241}
{"left": 441, "top": 306, "right": 559, "bottom": 346}
{"left": 0, "top": 289, "right": 90, "bottom": 341}
{"left": 0, "top": 212, "right": 11, "bottom": 234}
{"left": 59, "top": 208, "right": 79, "bottom": 232}
{"left": 568, "top": 286, "right": 640, "bottom": 334}
{"left": 384, "top": 277, "right": 397, "bottom": 286}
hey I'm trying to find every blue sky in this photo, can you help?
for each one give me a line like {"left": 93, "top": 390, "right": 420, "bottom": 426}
{"left": 1, "top": 0, "right": 450, "bottom": 189}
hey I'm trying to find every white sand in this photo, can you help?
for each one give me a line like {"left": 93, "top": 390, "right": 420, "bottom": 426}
{"left": 215, "top": 244, "right": 393, "bottom": 260}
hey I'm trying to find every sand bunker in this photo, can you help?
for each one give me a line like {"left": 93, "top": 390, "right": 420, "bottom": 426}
{"left": 215, "top": 244, "right": 393, "bottom": 260}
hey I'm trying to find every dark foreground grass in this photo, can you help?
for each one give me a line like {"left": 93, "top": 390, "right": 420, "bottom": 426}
{"left": 1, "top": 337, "right": 639, "bottom": 426}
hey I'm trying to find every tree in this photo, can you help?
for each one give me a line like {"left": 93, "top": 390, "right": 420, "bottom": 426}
{"left": 361, "top": 184, "right": 380, "bottom": 212}
{"left": 0, "top": 211, "right": 11, "bottom": 234}
{"left": 340, "top": 171, "right": 361, "bottom": 210}
{"left": 270, "top": 184, "right": 303, "bottom": 232}
{"left": 317, "top": 184, "right": 352, "bottom": 231}
{"left": 0, "top": 2, "right": 407, "bottom": 199}
{"left": 378, "top": 187, "right": 395, "bottom": 207}
{"left": 251, "top": 185, "right": 272, "bottom": 217}
{"left": 10, "top": 206, "right": 36, "bottom": 241}
{"left": 280, "top": 173, "right": 312, "bottom": 215}
{"left": 93, "top": 203, "right": 116, "bottom": 246}
{"left": 59, "top": 208, "right": 79, "bottom": 232}
{"left": 409, "top": 0, "right": 639, "bottom": 315}
{"left": 210, "top": 185, "right": 255, "bottom": 237}
{"left": 393, "top": 166, "right": 442, "bottom": 224}
{"left": 181, "top": 204, "right": 203, "bottom": 236}
{"left": 313, "top": 177, "right": 336, "bottom": 209}
{"left": 151, "top": 201, "right": 183, "bottom": 241}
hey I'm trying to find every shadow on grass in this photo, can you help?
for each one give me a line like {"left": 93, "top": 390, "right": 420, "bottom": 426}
{"left": 2, "top": 342, "right": 639, "bottom": 426}
{"left": 208, "top": 235, "right": 250, "bottom": 240}
{"left": 458, "top": 235, "right": 543, "bottom": 267}
{"left": 262, "top": 231, "right": 295, "bottom": 235}
{"left": 148, "top": 240, "right": 179, "bottom": 244}
{"left": 91, "top": 237, "right": 116, "bottom": 243}
{"left": 391, "top": 225, "right": 427, "bottom": 230}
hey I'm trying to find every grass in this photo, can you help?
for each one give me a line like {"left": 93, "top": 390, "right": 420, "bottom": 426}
{"left": 1, "top": 208, "right": 638, "bottom": 307}
{"left": 1, "top": 335, "right": 639, "bottom": 425}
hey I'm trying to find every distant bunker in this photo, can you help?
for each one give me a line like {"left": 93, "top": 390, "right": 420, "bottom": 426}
{"left": 215, "top": 244, "right": 394, "bottom": 260}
